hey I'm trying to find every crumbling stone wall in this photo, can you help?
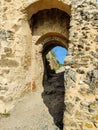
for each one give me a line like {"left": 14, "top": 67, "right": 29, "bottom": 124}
{"left": 0, "top": 0, "right": 98, "bottom": 130}
{"left": 0, "top": 0, "right": 33, "bottom": 113}
{"left": 64, "top": 1, "right": 98, "bottom": 130}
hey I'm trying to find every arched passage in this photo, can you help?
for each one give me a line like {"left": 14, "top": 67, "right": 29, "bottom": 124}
{"left": 26, "top": 0, "right": 71, "bottom": 20}
{"left": 36, "top": 32, "right": 68, "bottom": 130}
{"left": 41, "top": 33, "right": 68, "bottom": 79}
{"left": 26, "top": 0, "right": 70, "bottom": 73}
{"left": 35, "top": 32, "right": 68, "bottom": 79}
{"left": 30, "top": 8, "right": 70, "bottom": 39}
{"left": 26, "top": 1, "right": 71, "bottom": 129}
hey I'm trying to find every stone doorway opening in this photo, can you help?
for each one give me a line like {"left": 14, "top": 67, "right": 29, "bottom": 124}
{"left": 30, "top": 8, "right": 70, "bottom": 37}
{"left": 28, "top": 3, "right": 70, "bottom": 129}
{"left": 41, "top": 34, "right": 68, "bottom": 130}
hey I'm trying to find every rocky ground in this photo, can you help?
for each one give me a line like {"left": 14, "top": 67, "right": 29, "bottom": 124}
{"left": 0, "top": 91, "right": 59, "bottom": 130}
{"left": 0, "top": 69, "right": 65, "bottom": 130}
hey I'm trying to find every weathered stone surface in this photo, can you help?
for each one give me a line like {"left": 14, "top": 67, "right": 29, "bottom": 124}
{"left": 86, "top": 69, "right": 98, "bottom": 86}
{"left": 0, "top": 59, "right": 19, "bottom": 67}
{"left": 76, "top": 68, "right": 85, "bottom": 74}
{"left": 95, "top": 35, "right": 98, "bottom": 42}
{"left": 0, "top": 30, "right": 14, "bottom": 41}
{"left": 64, "top": 56, "right": 75, "bottom": 65}
{"left": 0, "top": 0, "right": 98, "bottom": 130}
{"left": 64, "top": 69, "right": 76, "bottom": 89}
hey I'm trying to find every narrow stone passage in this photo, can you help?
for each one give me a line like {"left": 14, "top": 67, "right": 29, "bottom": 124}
{"left": 42, "top": 70, "right": 65, "bottom": 130}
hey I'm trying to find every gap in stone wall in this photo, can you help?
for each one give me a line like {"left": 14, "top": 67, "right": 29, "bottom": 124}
{"left": 30, "top": 7, "right": 70, "bottom": 130}
{"left": 42, "top": 43, "right": 68, "bottom": 130}
{"left": 31, "top": 8, "right": 70, "bottom": 36}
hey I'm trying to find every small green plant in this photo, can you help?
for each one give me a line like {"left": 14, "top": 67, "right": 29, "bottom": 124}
{"left": 51, "top": 51, "right": 56, "bottom": 57}
{"left": 0, "top": 109, "right": 10, "bottom": 118}
{"left": 52, "top": 51, "right": 63, "bottom": 63}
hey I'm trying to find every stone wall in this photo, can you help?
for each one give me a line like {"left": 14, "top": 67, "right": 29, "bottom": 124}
{"left": 0, "top": 0, "right": 98, "bottom": 130}
{"left": 0, "top": 0, "right": 33, "bottom": 113}
{"left": 64, "top": 0, "right": 98, "bottom": 130}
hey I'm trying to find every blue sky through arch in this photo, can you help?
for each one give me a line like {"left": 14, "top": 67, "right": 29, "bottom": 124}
{"left": 52, "top": 46, "right": 68, "bottom": 64}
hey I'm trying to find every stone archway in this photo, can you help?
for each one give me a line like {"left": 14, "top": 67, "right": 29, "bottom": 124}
{"left": 29, "top": 8, "right": 70, "bottom": 91}
{"left": 36, "top": 32, "right": 68, "bottom": 80}
{"left": 26, "top": 0, "right": 71, "bottom": 20}
{"left": 42, "top": 35, "right": 68, "bottom": 130}
{"left": 26, "top": 1, "right": 71, "bottom": 129}
{"left": 33, "top": 32, "right": 68, "bottom": 130}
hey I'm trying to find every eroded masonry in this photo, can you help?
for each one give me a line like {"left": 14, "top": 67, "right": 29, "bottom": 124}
{"left": 0, "top": 0, "right": 98, "bottom": 130}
